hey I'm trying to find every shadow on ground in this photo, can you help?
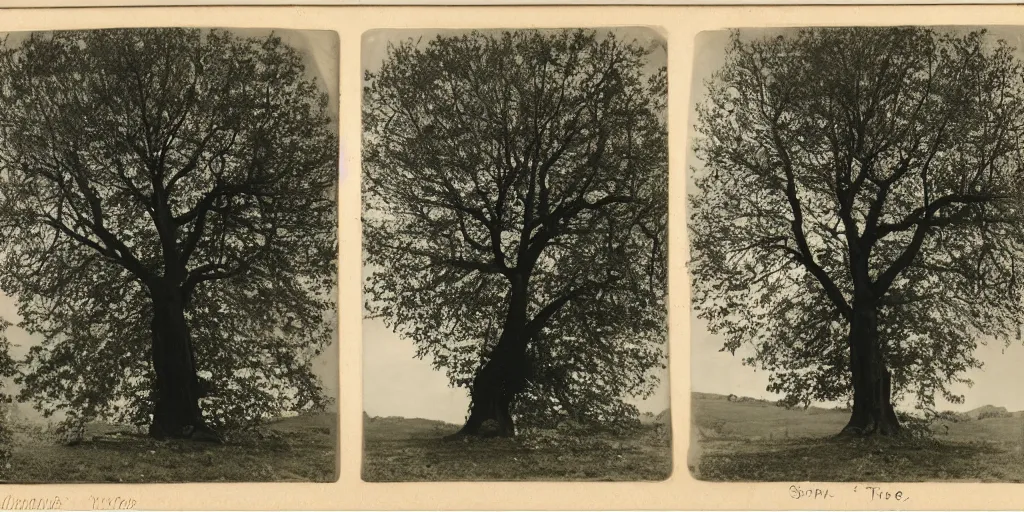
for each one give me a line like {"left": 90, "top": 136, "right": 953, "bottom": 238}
{"left": 4, "top": 412, "right": 337, "bottom": 483}
{"left": 362, "top": 415, "right": 672, "bottom": 481}
{"left": 695, "top": 435, "right": 1014, "bottom": 482}
{"left": 690, "top": 392, "right": 1024, "bottom": 482}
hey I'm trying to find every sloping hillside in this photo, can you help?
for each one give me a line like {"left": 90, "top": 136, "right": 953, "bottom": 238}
{"left": 692, "top": 392, "right": 847, "bottom": 439}
{"left": 640, "top": 408, "right": 670, "bottom": 426}
{"left": 965, "top": 405, "right": 1010, "bottom": 419}
{"left": 655, "top": 408, "right": 670, "bottom": 424}
{"left": 362, "top": 413, "right": 460, "bottom": 441}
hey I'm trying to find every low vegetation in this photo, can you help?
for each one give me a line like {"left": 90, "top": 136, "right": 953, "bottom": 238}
{"left": 691, "top": 392, "right": 1024, "bottom": 482}
{"left": 0, "top": 412, "right": 337, "bottom": 483}
{"left": 362, "top": 412, "right": 672, "bottom": 481}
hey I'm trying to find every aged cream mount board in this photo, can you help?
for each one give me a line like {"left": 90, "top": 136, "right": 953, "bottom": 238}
{"left": 0, "top": 3, "right": 1010, "bottom": 512}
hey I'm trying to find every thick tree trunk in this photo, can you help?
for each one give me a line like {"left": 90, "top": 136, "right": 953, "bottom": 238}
{"left": 147, "top": 281, "right": 220, "bottom": 442}
{"left": 449, "top": 276, "right": 532, "bottom": 439}
{"left": 453, "top": 339, "right": 529, "bottom": 438}
{"left": 840, "top": 303, "right": 901, "bottom": 436}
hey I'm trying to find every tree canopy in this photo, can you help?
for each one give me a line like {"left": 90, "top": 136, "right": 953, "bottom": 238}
{"left": 690, "top": 27, "right": 1024, "bottom": 416}
{"left": 0, "top": 28, "right": 337, "bottom": 430}
{"left": 363, "top": 29, "right": 668, "bottom": 430}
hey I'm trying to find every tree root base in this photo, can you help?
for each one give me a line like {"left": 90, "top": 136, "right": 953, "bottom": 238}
{"left": 149, "top": 423, "right": 223, "bottom": 444}
{"left": 442, "top": 424, "right": 515, "bottom": 441}
{"left": 442, "top": 432, "right": 515, "bottom": 442}
{"left": 836, "top": 424, "right": 904, "bottom": 439}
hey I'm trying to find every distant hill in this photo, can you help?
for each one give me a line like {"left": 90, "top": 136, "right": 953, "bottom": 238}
{"left": 655, "top": 408, "right": 670, "bottom": 424}
{"left": 640, "top": 408, "right": 671, "bottom": 425}
{"left": 694, "top": 391, "right": 1024, "bottom": 419}
{"left": 693, "top": 391, "right": 782, "bottom": 407}
{"left": 363, "top": 412, "right": 458, "bottom": 429}
{"left": 692, "top": 391, "right": 727, "bottom": 401}
{"left": 965, "top": 405, "right": 1012, "bottom": 419}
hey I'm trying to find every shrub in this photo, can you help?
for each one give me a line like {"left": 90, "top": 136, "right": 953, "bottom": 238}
{"left": 53, "top": 417, "right": 86, "bottom": 446}
{"left": 895, "top": 411, "right": 933, "bottom": 439}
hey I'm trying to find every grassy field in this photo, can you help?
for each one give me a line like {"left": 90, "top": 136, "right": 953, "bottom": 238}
{"left": 691, "top": 392, "right": 1024, "bottom": 482}
{"left": 2, "top": 412, "right": 337, "bottom": 483}
{"left": 362, "top": 413, "right": 672, "bottom": 481}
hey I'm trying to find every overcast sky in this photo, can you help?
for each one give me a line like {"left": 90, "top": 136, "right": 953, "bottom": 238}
{"left": 361, "top": 27, "right": 670, "bottom": 424}
{"left": 269, "top": 27, "right": 340, "bottom": 409}
{"left": 0, "top": 27, "right": 340, "bottom": 423}
{"left": 688, "top": 27, "right": 1024, "bottom": 413}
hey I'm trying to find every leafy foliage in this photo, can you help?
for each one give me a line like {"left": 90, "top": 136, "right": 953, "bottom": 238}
{"left": 690, "top": 28, "right": 1024, "bottom": 410}
{"left": 0, "top": 28, "right": 337, "bottom": 428}
{"left": 363, "top": 29, "right": 667, "bottom": 429}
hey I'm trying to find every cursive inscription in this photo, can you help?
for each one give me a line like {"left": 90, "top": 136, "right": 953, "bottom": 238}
{"left": 0, "top": 495, "right": 66, "bottom": 510}
{"left": 88, "top": 496, "right": 136, "bottom": 510}
{"left": 789, "top": 485, "right": 834, "bottom": 499}
{"left": 858, "top": 485, "right": 908, "bottom": 502}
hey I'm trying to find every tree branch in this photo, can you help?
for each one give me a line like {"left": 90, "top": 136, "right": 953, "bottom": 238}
{"left": 773, "top": 125, "right": 852, "bottom": 320}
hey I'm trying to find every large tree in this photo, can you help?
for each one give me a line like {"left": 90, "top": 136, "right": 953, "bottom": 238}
{"left": 690, "top": 27, "right": 1024, "bottom": 435}
{"left": 363, "top": 29, "right": 668, "bottom": 437}
{"left": 0, "top": 28, "right": 337, "bottom": 440}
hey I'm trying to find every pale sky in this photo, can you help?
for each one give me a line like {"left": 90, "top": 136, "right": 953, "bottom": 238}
{"left": 688, "top": 27, "right": 1024, "bottom": 413}
{"left": 361, "top": 27, "right": 670, "bottom": 424}
{"left": 268, "top": 27, "right": 341, "bottom": 410}
{"left": 0, "top": 27, "right": 341, "bottom": 423}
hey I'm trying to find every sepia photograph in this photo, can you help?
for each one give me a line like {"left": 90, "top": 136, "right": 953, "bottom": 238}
{"left": 361, "top": 27, "right": 670, "bottom": 482}
{"left": 0, "top": 27, "right": 339, "bottom": 483}
{"left": 688, "top": 25, "right": 1024, "bottom": 483}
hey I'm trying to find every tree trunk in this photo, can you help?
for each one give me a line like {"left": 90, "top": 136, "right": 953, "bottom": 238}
{"left": 147, "top": 281, "right": 220, "bottom": 442}
{"left": 840, "top": 303, "right": 901, "bottom": 436}
{"left": 453, "top": 339, "right": 529, "bottom": 438}
{"left": 449, "top": 276, "right": 531, "bottom": 439}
